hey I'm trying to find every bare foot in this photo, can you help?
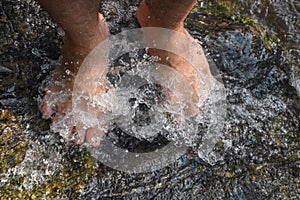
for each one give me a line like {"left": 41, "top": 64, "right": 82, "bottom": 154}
{"left": 40, "top": 13, "right": 109, "bottom": 147}
{"left": 137, "top": 0, "right": 214, "bottom": 115}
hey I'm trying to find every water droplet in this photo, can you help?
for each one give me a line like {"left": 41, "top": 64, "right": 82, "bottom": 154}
{"left": 65, "top": 69, "right": 71, "bottom": 75}
{"left": 92, "top": 136, "right": 99, "bottom": 142}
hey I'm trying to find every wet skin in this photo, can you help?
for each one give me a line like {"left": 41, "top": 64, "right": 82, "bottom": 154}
{"left": 37, "top": 0, "right": 213, "bottom": 147}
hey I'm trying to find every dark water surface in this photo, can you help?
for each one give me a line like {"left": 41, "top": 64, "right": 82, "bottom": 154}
{"left": 0, "top": 0, "right": 299, "bottom": 199}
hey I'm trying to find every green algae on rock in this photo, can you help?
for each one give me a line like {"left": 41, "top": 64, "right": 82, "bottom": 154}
{"left": 0, "top": 109, "right": 97, "bottom": 199}
{"left": 193, "top": 0, "right": 281, "bottom": 51}
{"left": 0, "top": 138, "right": 97, "bottom": 199}
{"left": 0, "top": 109, "right": 28, "bottom": 174}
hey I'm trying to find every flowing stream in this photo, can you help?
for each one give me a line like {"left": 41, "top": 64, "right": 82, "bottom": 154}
{"left": 0, "top": 0, "right": 299, "bottom": 199}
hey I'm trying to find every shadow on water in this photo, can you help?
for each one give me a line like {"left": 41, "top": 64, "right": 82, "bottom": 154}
{"left": 0, "top": 0, "right": 299, "bottom": 199}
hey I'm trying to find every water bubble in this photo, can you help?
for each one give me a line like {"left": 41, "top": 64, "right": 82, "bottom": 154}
{"left": 31, "top": 47, "right": 40, "bottom": 56}
{"left": 65, "top": 69, "right": 71, "bottom": 75}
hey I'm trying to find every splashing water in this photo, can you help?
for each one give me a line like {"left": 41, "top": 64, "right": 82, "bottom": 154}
{"left": 68, "top": 28, "right": 228, "bottom": 170}
{"left": 0, "top": 139, "right": 63, "bottom": 190}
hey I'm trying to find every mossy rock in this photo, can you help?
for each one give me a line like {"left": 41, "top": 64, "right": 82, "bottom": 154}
{"left": 193, "top": 0, "right": 281, "bottom": 51}
{"left": 0, "top": 109, "right": 28, "bottom": 174}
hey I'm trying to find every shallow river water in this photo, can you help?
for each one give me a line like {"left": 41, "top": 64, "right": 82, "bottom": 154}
{"left": 0, "top": 0, "right": 299, "bottom": 199}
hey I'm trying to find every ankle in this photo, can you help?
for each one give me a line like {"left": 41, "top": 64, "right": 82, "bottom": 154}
{"left": 137, "top": 0, "right": 193, "bottom": 30}
{"left": 60, "top": 36, "right": 90, "bottom": 73}
{"left": 61, "top": 13, "right": 109, "bottom": 73}
{"left": 137, "top": 1, "right": 180, "bottom": 29}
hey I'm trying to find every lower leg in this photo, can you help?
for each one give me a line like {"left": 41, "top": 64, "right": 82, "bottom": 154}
{"left": 137, "top": 0, "right": 197, "bottom": 30}
{"left": 37, "top": 0, "right": 109, "bottom": 71}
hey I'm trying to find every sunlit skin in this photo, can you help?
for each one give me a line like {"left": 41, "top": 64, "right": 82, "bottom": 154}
{"left": 37, "top": 0, "right": 213, "bottom": 147}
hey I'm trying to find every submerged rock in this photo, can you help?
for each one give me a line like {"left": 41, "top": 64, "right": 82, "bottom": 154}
{"left": 0, "top": 0, "right": 299, "bottom": 199}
